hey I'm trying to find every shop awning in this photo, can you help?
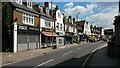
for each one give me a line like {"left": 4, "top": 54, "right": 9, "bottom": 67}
{"left": 42, "top": 32, "right": 58, "bottom": 37}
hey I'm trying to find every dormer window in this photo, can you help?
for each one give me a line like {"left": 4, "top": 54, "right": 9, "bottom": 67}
{"left": 27, "top": 0, "right": 32, "bottom": 8}
{"left": 15, "top": 0, "right": 22, "bottom": 4}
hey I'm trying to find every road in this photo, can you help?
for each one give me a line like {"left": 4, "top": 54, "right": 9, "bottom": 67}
{"left": 2, "top": 41, "right": 106, "bottom": 68}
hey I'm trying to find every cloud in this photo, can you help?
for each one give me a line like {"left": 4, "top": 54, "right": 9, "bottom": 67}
{"left": 95, "top": 2, "right": 118, "bottom": 13}
{"left": 64, "top": 2, "right": 74, "bottom": 8}
{"left": 86, "top": 7, "right": 118, "bottom": 29}
{"left": 64, "top": 3, "right": 97, "bottom": 18}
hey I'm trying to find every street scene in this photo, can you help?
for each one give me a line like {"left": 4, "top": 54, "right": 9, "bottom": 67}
{"left": 1, "top": 0, "right": 120, "bottom": 68}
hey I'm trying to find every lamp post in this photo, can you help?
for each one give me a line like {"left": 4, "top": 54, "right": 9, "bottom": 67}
{"left": 76, "top": 13, "right": 80, "bottom": 21}
{"left": 52, "top": 26, "right": 53, "bottom": 48}
{"left": 76, "top": 13, "right": 80, "bottom": 42}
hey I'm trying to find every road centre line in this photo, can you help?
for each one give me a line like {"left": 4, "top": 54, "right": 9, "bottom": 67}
{"left": 34, "top": 59, "right": 54, "bottom": 68}
{"left": 63, "top": 51, "right": 72, "bottom": 56}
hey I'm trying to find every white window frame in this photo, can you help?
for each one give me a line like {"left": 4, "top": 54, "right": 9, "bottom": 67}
{"left": 45, "top": 20, "right": 51, "bottom": 28}
{"left": 23, "top": 13, "right": 34, "bottom": 25}
{"left": 27, "top": 0, "right": 32, "bottom": 8}
{"left": 15, "top": 0, "right": 22, "bottom": 4}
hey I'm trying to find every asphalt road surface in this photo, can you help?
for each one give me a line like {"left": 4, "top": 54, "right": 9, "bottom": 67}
{"left": 2, "top": 41, "right": 106, "bottom": 68}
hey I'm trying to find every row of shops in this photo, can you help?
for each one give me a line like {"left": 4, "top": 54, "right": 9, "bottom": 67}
{"left": 13, "top": 23, "right": 78, "bottom": 52}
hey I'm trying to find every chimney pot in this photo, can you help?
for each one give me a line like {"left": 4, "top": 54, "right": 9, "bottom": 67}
{"left": 44, "top": 2, "right": 49, "bottom": 8}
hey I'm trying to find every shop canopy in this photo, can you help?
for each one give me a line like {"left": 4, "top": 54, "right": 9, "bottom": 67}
{"left": 42, "top": 32, "right": 58, "bottom": 37}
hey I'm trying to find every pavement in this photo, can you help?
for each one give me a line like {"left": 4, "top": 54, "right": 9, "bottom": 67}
{"left": 1, "top": 43, "right": 85, "bottom": 66}
{"left": 84, "top": 43, "right": 120, "bottom": 67}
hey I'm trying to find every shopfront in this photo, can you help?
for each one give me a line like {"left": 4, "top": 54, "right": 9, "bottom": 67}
{"left": 65, "top": 32, "right": 74, "bottom": 45}
{"left": 17, "top": 24, "right": 40, "bottom": 52}
{"left": 56, "top": 32, "right": 65, "bottom": 46}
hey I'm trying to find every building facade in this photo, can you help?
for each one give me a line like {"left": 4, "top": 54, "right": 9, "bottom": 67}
{"left": 2, "top": 0, "right": 40, "bottom": 52}
{"left": 76, "top": 20, "right": 91, "bottom": 42}
{"left": 38, "top": 2, "right": 58, "bottom": 47}
{"left": 64, "top": 16, "right": 74, "bottom": 45}
{"left": 53, "top": 6, "right": 65, "bottom": 46}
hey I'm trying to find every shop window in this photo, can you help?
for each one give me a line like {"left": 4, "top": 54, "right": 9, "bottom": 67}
{"left": 59, "top": 39, "right": 62, "bottom": 44}
{"left": 23, "top": 13, "right": 34, "bottom": 25}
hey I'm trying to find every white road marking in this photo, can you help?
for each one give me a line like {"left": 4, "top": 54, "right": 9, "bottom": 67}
{"left": 34, "top": 59, "right": 54, "bottom": 68}
{"left": 2, "top": 61, "right": 16, "bottom": 67}
{"left": 63, "top": 51, "right": 72, "bottom": 56}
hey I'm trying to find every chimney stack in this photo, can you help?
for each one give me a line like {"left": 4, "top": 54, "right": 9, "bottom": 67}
{"left": 73, "top": 18, "right": 75, "bottom": 22}
{"left": 69, "top": 16, "right": 72, "bottom": 19}
{"left": 44, "top": 2, "right": 49, "bottom": 8}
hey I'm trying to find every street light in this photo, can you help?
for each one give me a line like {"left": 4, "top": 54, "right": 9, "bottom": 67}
{"left": 76, "top": 13, "right": 80, "bottom": 42}
{"left": 76, "top": 13, "right": 80, "bottom": 21}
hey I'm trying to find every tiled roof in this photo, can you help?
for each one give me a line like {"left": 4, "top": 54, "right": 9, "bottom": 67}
{"left": 10, "top": 2, "right": 39, "bottom": 14}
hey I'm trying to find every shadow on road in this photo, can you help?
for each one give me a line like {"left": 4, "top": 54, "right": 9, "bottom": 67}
{"left": 50, "top": 54, "right": 90, "bottom": 68}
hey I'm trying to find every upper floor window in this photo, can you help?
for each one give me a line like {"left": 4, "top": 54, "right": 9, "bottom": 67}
{"left": 23, "top": 13, "right": 34, "bottom": 25}
{"left": 66, "top": 25, "right": 69, "bottom": 31}
{"left": 27, "top": 0, "right": 32, "bottom": 8}
{"left": 58, "top": 12, "right": 61, "bottom": 18}
{"left": 45, "top": 21, "right": 51, "bottom": 27}
{"left": 15, "top": 0, "right": 22, "bottom": 4}
{"left": 60, "top": 24, "right": 62, "bottom": 30}
{"left": 73, "top": 27, "right": 75, "bottom": 32}
{"left": 56, "top": 22, "right": 59, "bottom": 29}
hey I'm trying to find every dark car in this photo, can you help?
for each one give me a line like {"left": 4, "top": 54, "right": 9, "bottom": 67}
{"left": 102, "top": 38, "right": 108, "bottom": 41}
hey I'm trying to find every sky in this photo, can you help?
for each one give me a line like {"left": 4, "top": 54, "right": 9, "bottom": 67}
{"left": 33, "top": 0, "right": 119, "bottom": 29}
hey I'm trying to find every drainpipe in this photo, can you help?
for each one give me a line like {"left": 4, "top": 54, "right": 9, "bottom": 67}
{"left": 13, "top": 22, "right": 17, "bottom": 53}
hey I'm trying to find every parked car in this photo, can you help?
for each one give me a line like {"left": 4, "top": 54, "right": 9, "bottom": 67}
{"left": 102, "top": 38, "right": 108, "bottom": 41}
{"left": 89, "top": 36, "right": 97, "bottom": 42}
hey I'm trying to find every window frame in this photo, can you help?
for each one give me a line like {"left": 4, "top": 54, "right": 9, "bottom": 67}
{"left": 23, "top": 13, "right": 34, "bottom": 25}
{"left": 27, "top": 0, "right": 32, "bottom": 8}
{"left": 56, "top": 22, "right": 59, "bottom": 29}
{"left": 15, "top": 0, "right": 22, "bottom": 4}
{"left": 45, "top": 20, "right": 51, "bottom": 28}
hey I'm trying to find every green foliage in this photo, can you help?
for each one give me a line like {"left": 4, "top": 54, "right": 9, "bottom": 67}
{"left": 2, "top": 2, "right": 13, "bottom": 52}
{"left": 2, "top": 2, "right": 13, "bottom": 35}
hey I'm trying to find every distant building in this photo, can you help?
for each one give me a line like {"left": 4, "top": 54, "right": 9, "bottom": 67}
{"left": 64, "top": 16, "right": 74, "bottom": 44}
{"left": 76, "top": 20, "right": 91, "bottom": 41}
{"left": 90, "top": 25, "right": 104, "bottom": 37}
{"left": 104, "top": 29, "right": 113, "bottom": 36}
